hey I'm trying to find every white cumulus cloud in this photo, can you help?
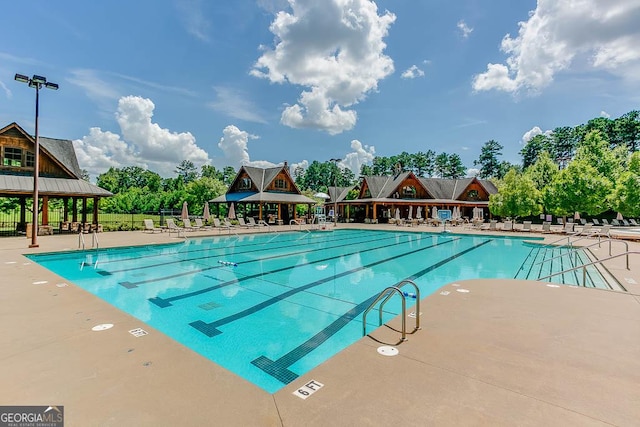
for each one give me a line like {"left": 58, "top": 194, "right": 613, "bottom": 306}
{"left": 457, "top": 20, "right": 473, "bottom": 38}
{"left": 401, "top": 65, "right": 425, "bottom": 79}
{"left": 522, "top": 125, "right": 552, "bottom": 143}
{"left": 251, "top": 0, "right": 396, "bottom": 134}
{"left": 74, "top": 96, "right": 210, "bottom": 178}
{"left": 217, "top": 125, "right": 258, "bottom": 169}
{"left": 473, "top": 0, "right": 640, "bottom": 93}
{"left": 341, "top": 139, "right": 375, "bottom": 175}
{"left": 600, "top": 110, "right": 611, "bottom": 118}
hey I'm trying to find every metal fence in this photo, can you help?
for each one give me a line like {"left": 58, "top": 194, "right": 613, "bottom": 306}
{"left": 0, "top": 209, "right": 188, "bottom": 236}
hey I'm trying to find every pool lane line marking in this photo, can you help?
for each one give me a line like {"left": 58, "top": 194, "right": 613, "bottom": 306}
{"left": 106, "top": 231, "right": 393, "bottom": 276}
{"left": 251, "top": 239, "right": 493, "bottom": 384}
{"left": 129, "top": 233, "right": 409, "bottom": 289}
{"left": 142, "top": 233, "right": 445, "bottom": 297}
{"left": 189, "top": 238, "right": 465, "bottom": 337}
{"left": 87, "top": 230, "right": 374, "bottom": 267}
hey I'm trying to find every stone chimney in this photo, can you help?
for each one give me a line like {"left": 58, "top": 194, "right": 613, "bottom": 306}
{"left": 284, "top": 161, "right": 289, "bottom": 172}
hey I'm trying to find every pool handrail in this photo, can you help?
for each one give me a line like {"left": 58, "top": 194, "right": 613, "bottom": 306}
{"left": 534, "top": 238, "right": 629, "bottom": 268}
{"left": 537, "top": 250, "right": 640, "bottom": 287}
{"left": 362, "top": 280, "right": 421, "bottom": 342}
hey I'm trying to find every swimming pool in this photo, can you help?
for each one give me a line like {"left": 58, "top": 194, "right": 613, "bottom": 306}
{"left": 29, "top": 229, "right": 554, "bottom": 393}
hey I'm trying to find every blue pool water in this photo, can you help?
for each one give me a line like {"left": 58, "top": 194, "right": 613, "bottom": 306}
{"left": 29, "top": 229, "right": 546, "bottom": 393}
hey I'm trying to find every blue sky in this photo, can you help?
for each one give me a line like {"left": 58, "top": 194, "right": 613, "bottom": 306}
{"left": 2, "top": 0, "right": 639, "bottom": 180}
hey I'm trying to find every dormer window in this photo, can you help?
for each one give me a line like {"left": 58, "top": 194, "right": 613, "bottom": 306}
{"left": 467, "top": 189, "right": 479, "bottom": 200}
{"left": 275, "top": 179, "right": 287, "bottom": 190}
{"left": 401, "top": 186, "right": 416, "bottom": 198}
{"left": 239, "top": 177, "right": 252, "bottom": 190}
{"left": 3, "top": 147, "right": 23, "bottom": 167}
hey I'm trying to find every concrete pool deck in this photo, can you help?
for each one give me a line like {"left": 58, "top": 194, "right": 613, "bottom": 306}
{"left": 1, "top": 224, "right": 639, "bottom": 426}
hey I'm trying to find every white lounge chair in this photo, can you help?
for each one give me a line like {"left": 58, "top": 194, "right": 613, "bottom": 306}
{"left": 520, "top": 221, "right": 532, "bottom": 232}
{"left": 143, "top": 219, "right": 163, "bottom": 233}
{"left": 541, "top": 221, "right": 552, "bottom": 233}
{"left": 194, "top": 218, "right": 211, "bottom": 229}
{"left": 182, "top": 218, "right": 197, "bottom": 231}
{"left": 165, "top": 218, "right": 185, "bottom": 236}
{"left": 238, "top": 217, "right": 256, "bottom": 228}
{"left": 502, "top": 221, "right": 513, "bottom": 231}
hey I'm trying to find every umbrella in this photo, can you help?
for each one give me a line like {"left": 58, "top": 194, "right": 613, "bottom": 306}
{"left": 432, "top": 206, "right": 438, "bottom": 219}
{"left": 616, "top": 212, "right": 623, "bottom": 220}
{"left": 416, "top": 206, "right": 422, "bottom": 219}
{"left": 181, "top": 201, "right": 189, "bottom": 220}
{"left": 395, "top": 208, "right": 400, "bottom": 221}
{"left": 228, "top": 203, "right": 236, "bottom": 219}
{"left": 574, "top": 212, "right": 580, "bottom": 220}
{"left": 313, "top": 192, "right": 330, "bottom": 200}
{"left": 203, "top": 202, "right": 210, "bottom": 221}
{"left": 408, "top": 206, "right": 413, "bottom": 220}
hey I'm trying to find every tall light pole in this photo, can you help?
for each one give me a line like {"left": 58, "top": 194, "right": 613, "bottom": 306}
{"left": 329, "top": 158, "right": 341, "bottom": 227}
{"left": 14, "top": 73, "right": 59, "bottom": 248}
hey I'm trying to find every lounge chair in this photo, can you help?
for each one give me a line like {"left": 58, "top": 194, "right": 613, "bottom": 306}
{"left": 520, "top": 221, "right": 532, "bottom": 232}
{"left": 556, "top": 222, "right": 575, "bottom": 234}
{"left": 541, "top": 221, "right": 552, "bottom": 233}
{"left": 580, "top": 219, "right": 587, "bottom": 226}
{"left": 247, "top": 217, "right": 261, "bottom": 227}
{"left": 485, "top": 220, "right": 497, "bottom": 231}
{"left": 622, "top": 219, "right": 631, "bottom": 226}
{"left": 573, "top": 223, "right": 593, "bottom": 236}
{"left": 592, "top": 218, "right": 601, "bottom": 226}
{"left": 182, "top": 218, "right": 199, "bottom": 231}
{"left": 238, "top": 217, "right": 256, "bottom": 228}
{"left": 213, "top": 218, "right": 234, "bottom": 232}
{"left": 194, "top": 218, "right": 211, "bottom": 229}
{"left": 591, "top": 224, "right": 611, "bottom": 239}
{"left": 601, "top": 218, "right": 610, "bottom": 225}
{"left": 611, "top": 219, "right": 621, "bottom": 226}
{"left": 143, "top": 219, "right": 163, "bottom": 233}
{"left": 165, "top": 218, "right": 185, "bottom": 236}
{"left": 224, "top": 218, "right": 236, "bottom": 228}
{"left": 557, "top": 218, "right": 564, "bottom": 226}
{"left": 629, "top": 219, "right": 639, "bottom": 226}
{"left": 502, "top": 220, "right": 513, "bottom": 231}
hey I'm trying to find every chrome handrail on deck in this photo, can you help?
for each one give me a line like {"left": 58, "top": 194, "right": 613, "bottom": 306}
{"left": 362, "top": 280, "right": 421, "bottom": 341}
{"left": 535, "top": 238, "right": 629, "bottom": 269}
{"left": 538, "top": 251, "right": 640, "bottom": 287}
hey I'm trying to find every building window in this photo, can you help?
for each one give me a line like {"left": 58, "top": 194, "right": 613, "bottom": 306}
{"left": 239, "top": 177, "right": 252, "bottom": 190}
{"left": 402, "top": 186, "right": 416, "bottom": 198}
{"left": 467, "top": 189, "right": 479, "bottom": 200}
{"left": 26, "top": 151, "right": 35, "bottom": 167}
{"left": 275, "top": 179, "right": 287, "bottom": 190}
{"left": 3, "top": 147, "right": 22, "bottom": 167}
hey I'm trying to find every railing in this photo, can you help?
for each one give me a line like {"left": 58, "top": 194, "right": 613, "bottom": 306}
{"left": 362, "top": 280, "right": 421, "bottom": 341}
{"left": 538, "top": 251, "right": 640, "bottom": 287}
{"left": 535, "top": 238, "right": 630, "bottom": 269}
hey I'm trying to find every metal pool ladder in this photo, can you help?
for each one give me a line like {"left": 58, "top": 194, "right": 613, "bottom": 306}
{"left": 363, "top": 280, "right": 421, "bottom": 341}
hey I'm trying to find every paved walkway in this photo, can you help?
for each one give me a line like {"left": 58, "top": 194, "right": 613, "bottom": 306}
{"left": 1, "top": 225, "right": 638, "bottom": 426}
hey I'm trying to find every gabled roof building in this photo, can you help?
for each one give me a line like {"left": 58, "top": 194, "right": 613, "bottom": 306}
{"left": 210, "top": 162, "right": 316, "bottom": 224}
{"left": 330, "top": 171, "right": 497, "bottom": 223}
{"left": 0, "top": 122, "right": 112, "bottom": 233}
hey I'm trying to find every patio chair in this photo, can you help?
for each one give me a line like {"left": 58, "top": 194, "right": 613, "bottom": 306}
{"left": 165, "top": 218, "right": 185, "bottom": 236}
{"left": 611, "top": 219, "right": 621, "bottom": 226}
{"left": 556, "top": 222, "right": 575, "bottom": 234}
{"left": 485, "top": 220, "right": 497, "bottom": 231}
{"left": 238, "top": 217, "right": 256, "bottom": 228}
{"left": 541, "top": 221, "right": 552, "bottom": 233}
{"left": 143, "top": 219, "right": 163, "bottom": 233}
{"left": 629, "top": 219, "right": 639, "bottom": 226}
{"left": 520, "top": 221, "right": 532, "bottom": 232}
{"left": 591, "top": 218, "right": 601, "bottom": 226}
{"left": 622, "top": 219, "right": 631, "bottom": 226}
{"left": 502, "top": 220, "right": 513, "bottom": 231}
{"left": 573, "top": 223, "right": 593, "bottom": 236}
{"left": 601, "top": 218, "right": 610, "bottom": 225}
{"left": 194, "top": 218, "right": 211, "bottom": 229}
{"left": 247, "top": 217, "right": 262, "bottom": 227}
{"left": 580, "top": 219, "right": 587, "bottom": 226}
{"left": 182, "top": 218, "right": 198, "bottom": 231}
{"left": 224, "top": 218, "right": 236, "bottom": 228}
{"left": 590, "top": 224, "right": 612, "bottom": 239}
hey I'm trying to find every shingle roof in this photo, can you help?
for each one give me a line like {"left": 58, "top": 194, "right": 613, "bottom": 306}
{"left": 0, "top": 175, "right": 112, "bottom": 197}
{"left": 39, "top": 137, "right": 82, "bottom": 179}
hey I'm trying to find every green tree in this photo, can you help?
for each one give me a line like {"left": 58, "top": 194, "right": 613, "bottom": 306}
{"left": 474, "top": 140, "right": 503, "bottom": 178}
{"left": 412, "top": 150, "right": 435, "bottom": 177}
{"left": 372, "top": 156, "right": 394, "bottom": 175}
{"left": 445, "top": 154, "right": 466, "bottom": 178}
{"left": 488, "top": 169, "right": 541, "bottom": 219}
{"left": 610, "top": 152, "right": 640, "bottom": 217}
{"left": 524, "top": 151, "right": 558, "bottom": 212}
{"left": 520, "top": 134, "right": 552, "bottom": 168}
{"left": 613, "top": 110, "right": 640, "bottom": 152}
{"left": 434, "top": 153, "right": 449, "bottom": 178}
{"left": 222, "top": 166, "right": 236, "bottom": 186}
{"left": 359, "top": 164, "right": 373, "bottom": 177}
{"left": 175, "top": 160, "right": 199, "bottom": 183}
{"left": 574, "top": 130, "right": 622, "bottom": 182}
{"left": 201, "top": 164, "right": 223, "bottom": 181}
{"left": 545, "top": 160, "right": 612, "bottom": 217}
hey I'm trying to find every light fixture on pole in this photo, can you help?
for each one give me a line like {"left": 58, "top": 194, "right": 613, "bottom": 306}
{"left": 14, "top": 73, "right": 59, "bottom": 248}
{"left": 329, "top": 158, "right": 341, "bottom": 227}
